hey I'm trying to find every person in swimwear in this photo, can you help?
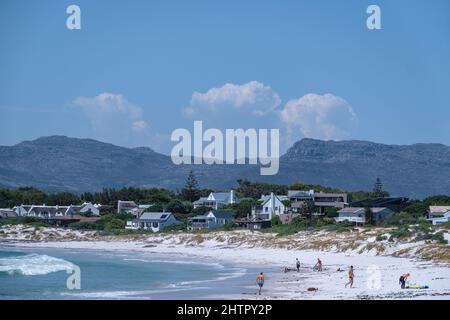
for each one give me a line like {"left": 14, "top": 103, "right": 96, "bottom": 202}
{"left": 256, "top": 272, "right": 265, "bottom": 295}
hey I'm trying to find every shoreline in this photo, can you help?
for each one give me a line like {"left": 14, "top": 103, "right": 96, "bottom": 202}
{"left": 3, "top": 238, "right": 450, "bottom": 300}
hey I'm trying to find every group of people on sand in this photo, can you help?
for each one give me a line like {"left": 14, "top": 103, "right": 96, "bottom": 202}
{"left": 256, "top": 259, "right": 413, "bottom": 295}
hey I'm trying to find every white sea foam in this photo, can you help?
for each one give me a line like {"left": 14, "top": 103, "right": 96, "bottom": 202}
{"left": 0, "top": 253, "right": 75, "bottom": 276}
{"left": 60, "top": 287, "right": 209, "bottom": 299}
{"left": 171, "top": 268, "right": 247, "bottom": 287}
{"left": 123, "top": 258, "right": 224, "bottom": 269}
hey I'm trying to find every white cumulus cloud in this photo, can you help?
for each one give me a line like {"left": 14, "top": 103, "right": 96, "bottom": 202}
{"left": 73, "top": 92, "right": 151, "bottom": 146}
{"left": 279, "top": 93, "right": 357, "bottom": 142}
{"left": 185, "top": 81, "right": 281, "bottom": 116}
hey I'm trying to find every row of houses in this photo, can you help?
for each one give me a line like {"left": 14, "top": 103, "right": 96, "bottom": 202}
{"left": 0, "top": 202, "right": 105, "bottom": 224}
{"left": 2, "top": 192, "right": 449, "bottom": 231}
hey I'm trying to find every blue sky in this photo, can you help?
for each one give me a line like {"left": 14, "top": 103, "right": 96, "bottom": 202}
{"left": 1, "top": 0, "right": 449, "bottom": 154}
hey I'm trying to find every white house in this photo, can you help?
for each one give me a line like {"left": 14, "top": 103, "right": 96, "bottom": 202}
{"left": 428, "top": 207, "right": 450, "bottom": 225}
{"left": 335, "top": 207, "right": 393, "bottom": 225}
{"left": 428, "top": 206, "right": 450, "bottom": 218}
{"left": 27, "top": 205, "right": 75, "bottom": 219}
{"left": 13, "top": 205, "right": 33, "bottom": 216}
{"left": 193, "top": 190, "right": 239, "bottom": 210}
{"left": 125, "top": 212, "right": 181, "bottom": 232}
{"left": 252, "top": 192, "right": 286, "bottom": 221}
{"left": 74, "top": 202, "right": 103, "bottom": 216}
{"left": 187, "top": 210, "right": 234, "bottom": 230}
{"left": 117, "top": 200, "right": 152, "bottom": 216}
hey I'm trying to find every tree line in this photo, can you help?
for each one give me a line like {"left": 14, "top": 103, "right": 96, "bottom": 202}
{"left": 1, "top": 172, "right": 448, "bottom": 220}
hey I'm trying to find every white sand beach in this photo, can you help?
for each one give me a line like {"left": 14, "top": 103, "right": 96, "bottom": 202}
{"left": 2, "top": 226, "right": 449, "bottom": 300}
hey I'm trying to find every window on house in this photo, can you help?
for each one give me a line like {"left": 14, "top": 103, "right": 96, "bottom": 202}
{"left": 152, "top": 222, "right": 158, "bottom": 228}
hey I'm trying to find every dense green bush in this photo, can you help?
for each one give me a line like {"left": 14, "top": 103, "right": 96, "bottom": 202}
{"left": 389, "top": 227, "right": 412, "bottom": 240}
{"left": 387, "top": 212, "right": 418, "bottom": 226}
{"left": 163, "top": 223, "right": 187, "bottom": 232}
{"left": 271, "top": 215, "right": 282, "bottom": 226}
{"left": 69, "top": 221, "right": 100, "bottom": 230}
{"left": 0, "top": 217, "right": 50, "bottom": 228}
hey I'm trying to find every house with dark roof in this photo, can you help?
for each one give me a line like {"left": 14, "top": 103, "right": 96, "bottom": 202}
{"left": 117, "top": 200, "right": 152, "bottom": 217}
{"left": 0, "top": 209, "right": 18, "bottom": 219}
{"left": 187, "top": 210, "right": 234, "bottom": 230}
{"left": 336, "top": 207, "right": 393, "bottom": 225}
{"left": 126, "top": 212, "right": 181, "bottom": 232}
{"left": 287, "top": 190, "right": 350, "bottom": 214}
{"left": 193, "top": 190, "right": 238, "bottom": 210}
{"left": 27, "top": 205, "right": 75, "bottom": 219}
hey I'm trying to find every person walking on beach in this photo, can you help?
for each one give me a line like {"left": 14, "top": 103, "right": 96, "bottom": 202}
{"left": 296, "top": 258, "right": 301, "bottom": 272}
{"left": 399, "top": 273, "right": 410, "bottom": 289}
{"left": 256, "top": 272, "right": 265, "bottom": 295}
{"left": 314, "top": 258, "right": 323, "bottom": 272}
{"left": 345, "top": 266, "right": 354, "bottom": 288}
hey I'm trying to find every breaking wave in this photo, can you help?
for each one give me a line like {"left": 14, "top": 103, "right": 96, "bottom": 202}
{"left": 0, "top": 253, "right": 75, "bottom": 276}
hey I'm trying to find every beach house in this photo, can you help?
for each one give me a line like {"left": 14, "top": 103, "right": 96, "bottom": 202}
{"left": 0, "top": 209, "right": 18, "bottom": 219}
{"left": 287, "top": 190, "right": 351, "bottom": 215}
{"left": 428, "top": 206, "right": 450, "bottom": 225}
{"left": 193, "top": 190, "right": 239, "bottom": 210}
{"left": 13, "top": 205, "right": 33, "bottom": 216}
{"left": 187, "top": 210, "right": 234, "bottom": 231}
{"left": 336, "top": 207, "right": 393, "bottom": 225}
{"left": 313, "top": 192, "right": 351, "bottom": 213}
{"left": 27, "top": 205, "right": 75, "bottom": 219}
{"left": 125, "top": 212, "right": 181, "bottom": 232}
{"left": 117, "top": 200, "right": 152, "bottom": 217}
{"left": 71, "top": 202, "right": 104, "bottom": 216}
{"left": 252, "top": 192, "right": 287, "bottom": 221}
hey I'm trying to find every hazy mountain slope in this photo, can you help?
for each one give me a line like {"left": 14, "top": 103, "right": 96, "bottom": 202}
{"left": 1, "top": 136, "right": 449, "bottom": 197}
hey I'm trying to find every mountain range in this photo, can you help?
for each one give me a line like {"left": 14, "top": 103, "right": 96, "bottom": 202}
{"left": 1, "top": 136, "right": 450, "bottom": 198}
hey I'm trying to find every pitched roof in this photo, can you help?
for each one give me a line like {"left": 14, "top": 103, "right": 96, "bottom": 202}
{"left": 259, "top": 194, "right": 287, "bottom": 205}
{"left": 339, "top": 207, "right": 389, "bottom": 214}
{"left": 194, "top": 191, "right": 238, "bottom": 204}
{"left": 429, "top": 206, "right": 450, "bottom": 213}
{"left": 339, "top": 207, "right": 365, "bottom": 214}
{"left": 139, "top": 212, "right": 172, "bottom": 221}
{"left": 212, "top": 192, "right": 232, "bottom": 202}
{"left": 288, "top": 190, "right": 314, "bottom": 198}
{"left": 29, "top": 205, "right": 72, "bottom": 213}
{"left": 209, "top": 211, "right": 234, "bottom": 219}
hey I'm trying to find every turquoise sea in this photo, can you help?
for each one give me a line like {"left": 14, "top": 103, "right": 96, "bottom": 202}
{"left": 0, "top": 246, "right": 267, "bottom": 300}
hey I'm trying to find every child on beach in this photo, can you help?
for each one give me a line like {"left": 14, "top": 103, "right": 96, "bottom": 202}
{"left": 296, "top": 258, "right": 301, "bottom": 272}
{"left": 345, "top": 266, "right": 354, "bottom": 288}
{"left": 256, "top": 272, "right": 265, "bottom": 295}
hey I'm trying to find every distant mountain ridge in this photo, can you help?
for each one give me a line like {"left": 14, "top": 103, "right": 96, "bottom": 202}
{"left": 1, "top": 136, "right": 449, "bottom": 198}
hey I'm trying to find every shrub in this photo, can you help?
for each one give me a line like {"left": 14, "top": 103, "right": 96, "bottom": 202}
{"left": 324, "top": 207, "right": 339, "bottom": 218}
{"left": 162, "top": 223, "right": 186, "bottom": 233}
{"left": 389, "top": 227, "right": 412, "bottom": 240}
{"left": 104, "top": 218, "right": 125, "bottom": 230}
{"left": 430, "top": 232, "right": 448, "bottom": 244}
{"left": 376, "top": 235, "right": 388, "bottom": 241}
{"left": 387, "top": 212, "right": 418, "bottom": 226}
{"left": 271, "top": 216, "right": 282, "bottom": 226}
{"left": 69, "top": 221, "right": 100, "bottom": 230}
{"left": 438, "top": 221, "right": 450, "bottom": 229}
{"left": 116, "top": 212, "right": 133, "bottom": 221}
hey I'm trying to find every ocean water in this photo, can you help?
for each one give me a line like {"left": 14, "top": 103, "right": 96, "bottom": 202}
{"left": 0, "top": 246, "right": 262, "bottom": 300}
